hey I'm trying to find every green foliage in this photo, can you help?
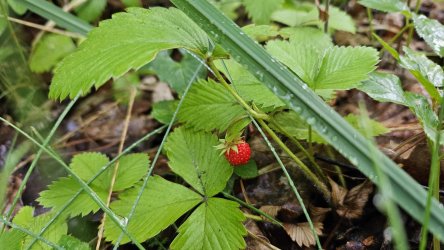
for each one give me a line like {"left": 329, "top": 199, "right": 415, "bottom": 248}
{"left": 233, "top": 160, "right": 258, "bottom": 179}
{"left": 400, "top": 47, "right": 444, "bottom": 88}
{"left": 272, "top": 112, "right": 389, "bottom": 143}
{"left": 74, "top": 0, "right": 107, "bottom": 22}
{"left": 358, "top": 0, "right": 407, "bottom": 13}
{"left": 216, "top": 59, "right": 285, "bottom": 109}
{"left": 7, "top": 0, "right": 27, "bottom": 15}
{"left": 49, "top": 7, "right": 210, "bottom": 100}
{"left": 29, "top": 34, "right": 76, "bottom": 73}
{"left": 121, "top": 0, "right": 141, "bottom": 7}
{"left": 11, "top": 206, "right": 67, "bottom": 249}
{"left": 58, "top": 235, "right": 91, "bottom": 250}
{"left": 266, "top": 34, "right": 378, "bottom": 92}
{"left": 164, "top": 127, "right": 233, "bottom": 196}
{"left": 38, "top": 153, "right": 148, "bottom": 217}
{"left": 112, "top": 73, "right": 140, "bottom": 103}
{"left": 405, "top": 93, "right": 444, "bottom": 145}
{"left": 151, "top": 100, "right": 179, "bottom": 124}
{"left": 104, "top": 176, "right": 202, "bottom": 244}
{"left": 271, "top": 4, "right": 355, "bottom": 33}
{"left": 0, "top": 228, "right": 26, "bottom": 250}
{"left": 177, "top": 79, "right": 246, "bottom": 131}
{"left": 242, "top": 24, "right": 279, "bottom": 42}
{"left": 150, "top": 50, "right": 207, "bottom": 95}
{"left": 243, "top": 0, "right": 284, "bottom": 24}
{"left": 413, "top": 14, "right": 444, "bottom": 57}
{"left": 359, "top": 72, "right": 407, "bottom": 106}
{"left": 171, "top": 198, "right": 247, "bottom": 250}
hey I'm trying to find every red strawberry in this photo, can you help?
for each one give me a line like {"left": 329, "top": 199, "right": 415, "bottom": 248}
{"left": 224, "top": 141, "right": 251, "bottom": 166}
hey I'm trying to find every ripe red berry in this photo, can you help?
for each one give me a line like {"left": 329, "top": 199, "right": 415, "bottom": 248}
{"left": 224, "top": 141, "right": 251, "bottom": 166}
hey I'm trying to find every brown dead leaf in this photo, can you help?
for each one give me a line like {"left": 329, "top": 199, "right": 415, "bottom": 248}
{"left": 329, "top": 178, "right": 374, "bottom": 219}
{"left": 284, "top": 222, "right": 323, "bottom": 248}
{"left": 310, "top": 206, "right": 331, "bottom": 222}
{"left": 260, "top": 205, "right": 281, "bottom": 218}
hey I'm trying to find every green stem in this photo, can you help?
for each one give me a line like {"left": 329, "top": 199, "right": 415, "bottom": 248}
{"left": 326, "top": 146, "right": 346, "bottom": 187}
{"left": 367, "top": 8, "right": 374, "bottom": 41}
{"left": 208, "top": 60, "right": 269, "bottom": 120}
{"left": 407, "top": 0, "right": 422, "bottom": 46}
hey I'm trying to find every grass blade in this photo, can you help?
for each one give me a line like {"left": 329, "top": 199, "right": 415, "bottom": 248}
{"left": 172, "top": 0, "right": 444, "bottom": 241}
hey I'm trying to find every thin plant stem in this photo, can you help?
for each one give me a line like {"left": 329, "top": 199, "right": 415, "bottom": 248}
{"left": 112, "top": 60, "right": 206, "bottom": 249}
{"left": 2, "top": 95, "right": 79, "bottom": 232}
{"left": 96, "top": 87, "right": 137, "bottom": 250}
{"left": 243, "top": 213, "right": 263, "bottom": 221}
{"left": 323, "top": 0, "right": 330, "bottom": 33}
{"left": 250, "top": 117, "right": 323, "bottom": 250}
{"left": 407, "top": 0, "right": 422, "bottom": 46}
{"left": 0, "top": 216, "right": 62, "bottom": 249}
{"left": 27, "top": 125, "right": 166, "bottom": 249}
{"left": 308, "top": 125, "right": 314, "bottom": 157}
{"left": 326, "top": 146, "right": 346, "bottom": 187}
{"left": 367, "top": 8, "right": 374, "bottom": 41}
{"left": 419, "top": 94, "right": 444, "bottom": 250}
{"left": 0, "top": 117, "right": 145, "bottom": 250}
{"left": 221, "top": 192, "right": 283, "bottom": 227}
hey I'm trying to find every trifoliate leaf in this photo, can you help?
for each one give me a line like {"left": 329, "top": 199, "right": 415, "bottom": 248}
{"left": 74, "top": 0, "right": 106, "bottom": 22}
{"left": 405, "top": 93, "right": 444, "bottom": 145}
{"left": 359, "top": 72, "right": 407, "bottom": 106}
{"left": 50, "top": 7, "right": 210, "bottom": 100}
{"left": 267, "top": 37, "right": 377, "bottom": 91}
{"left": 216, "top": 59, "right": 285, "bottom": 109}
{"left": 58, "top": 235, "right": 91, "bottom": 250}
{"left": 104, "top": 176, "right": 202, "bottom": 244}
{"left": 242, "top": 24, "right": 279, "bottom": 42}
{"left": 413, "top": 14, "right": 444, "bottom": 57}
{"left": 151, "top": 100, "right": 179, "bottom": 124}
{"left": 171, "top": 198, "right": 246, "bottom": 250}
{"left": 7, "top": 0, "right": 27, "bottom": 15}
{"left": 38, "top": 153, "right": 148, "bottom": 217}
{"left": 314, "top": 46, "right": 379, "bottom": 90}
{"left": 164, "top": 127, "right": 233, "bottom": 197}
{"left": 29, "top": 34, "right": 76, "bottom": 73}
{"left": 243, "top": 0, "right": 284, "bottom": 24}
{"left": 358, "top": 0, "right": 408, "bottom": 13}
{"left": 400, "top": 47, "right": 444, "bottom": 88}
{"left": 178, "top": 79, "right": 246, "bottom": 132}
{"left": 12, "top": 206, "right": 67, "bottom": 250}
{"left": 149, "top": 50, "right": 207, "bottom": 95}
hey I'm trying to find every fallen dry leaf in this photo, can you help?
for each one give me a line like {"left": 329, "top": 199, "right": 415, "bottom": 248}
{"left": 284, "top": 222, "right": 323, "bottom": 248}
{"left": 330, "top": 178, "right": 374, "bottom": 219}
{"left": 310, "top": 206, "right": 331, "bottom": 222}
{"left": 260, "top": 205, "right": 281, "bottom": 218}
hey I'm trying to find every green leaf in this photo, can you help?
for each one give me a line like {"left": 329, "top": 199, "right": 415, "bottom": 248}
{"left": 164, "top": 127, "right": 233, "bottom": 197}
{"left": 49, "top": 7, "right": 210, "bottom": 100}
{"left": 149, "top": 50, "right": 207, "bottom": 95}
{"left": 400, "top": 47, "right": 444, "bottom": 88}
{"left": 7, "top": 0, "right": 27, "bottom": 15}
{"left": 38, "top": 153, "right": 148, "bottom": 217}
{"left": 12, "top": 206, "right": 67, "bottom": 250}
{"left": 58, "top": 235, "right": 91, "bottom": 250}
{"left": 112, "top": 73, "right": 141, "bottom": 103}
{"left": 242, "top": 24, "right": 279, "bottom": 42}
{"left": 0, "top": 229, "right": 26, "bottom": 250}
{"left": 170, "top": 0, "right": 444, "bottom": 240}
{"left": 234, "top": 160, "right": 258, "bottom": 179}
{"left": 279, "top": 27, "right": 332, "bottom": 46}
{"left": 405, "top": 93, "right": 444, "bottom": 145}
{"left": 314, "top": 46, "right": 379, "bottom": 90}
{"left": 178, "top": 79, "right": 246, "bottom": 131}
{"left": 29, "top": 34, "right": 76, "bottom": 73}
{"left": 267, "top": 38, "right": 378, "bottom": 90}
{"left": 242, "top": 0, "right": 284, "bottom": 24}
{"left": 413, "top": 14, "right": 444, "bottom": 57}
{"left": 171, "top": 198, "right": 246, "bottom": 250}
{"left": 216, "top": 59, "right": 285, "bottom": 109}
{"left": 151, "top": 100, "right": 179, "bottom": 124}
{"left": 104, "top": 176, "right": 202, "bottom": 244}
{"left": 358, "top": 0, "right": 408, "bottom": 13}
{"left": 121, "top": 0, "right": 141, "bottom": 7}
{"left": 327, "top": 6, "right": 356, "bottom": 33}
{"left": 74, "top": 0, "right": 106, "bottom": 22}
{"left": 359, "top": 72, "right": 407, "bottom": 106}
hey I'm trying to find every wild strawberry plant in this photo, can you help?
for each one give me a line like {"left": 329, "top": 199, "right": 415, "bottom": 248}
{"left": 2, "top": 0, "right": 444, "bottom": 249}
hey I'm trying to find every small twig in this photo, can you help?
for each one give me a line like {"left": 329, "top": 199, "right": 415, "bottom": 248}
{"left": 1, "top": 15, "right": 84, "bottom": 38}
{"left": 247, "top": 230, "right": 281, "bottom": 250}
{"left": 96, "top": 88, "right": 137, "bottom": 250}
